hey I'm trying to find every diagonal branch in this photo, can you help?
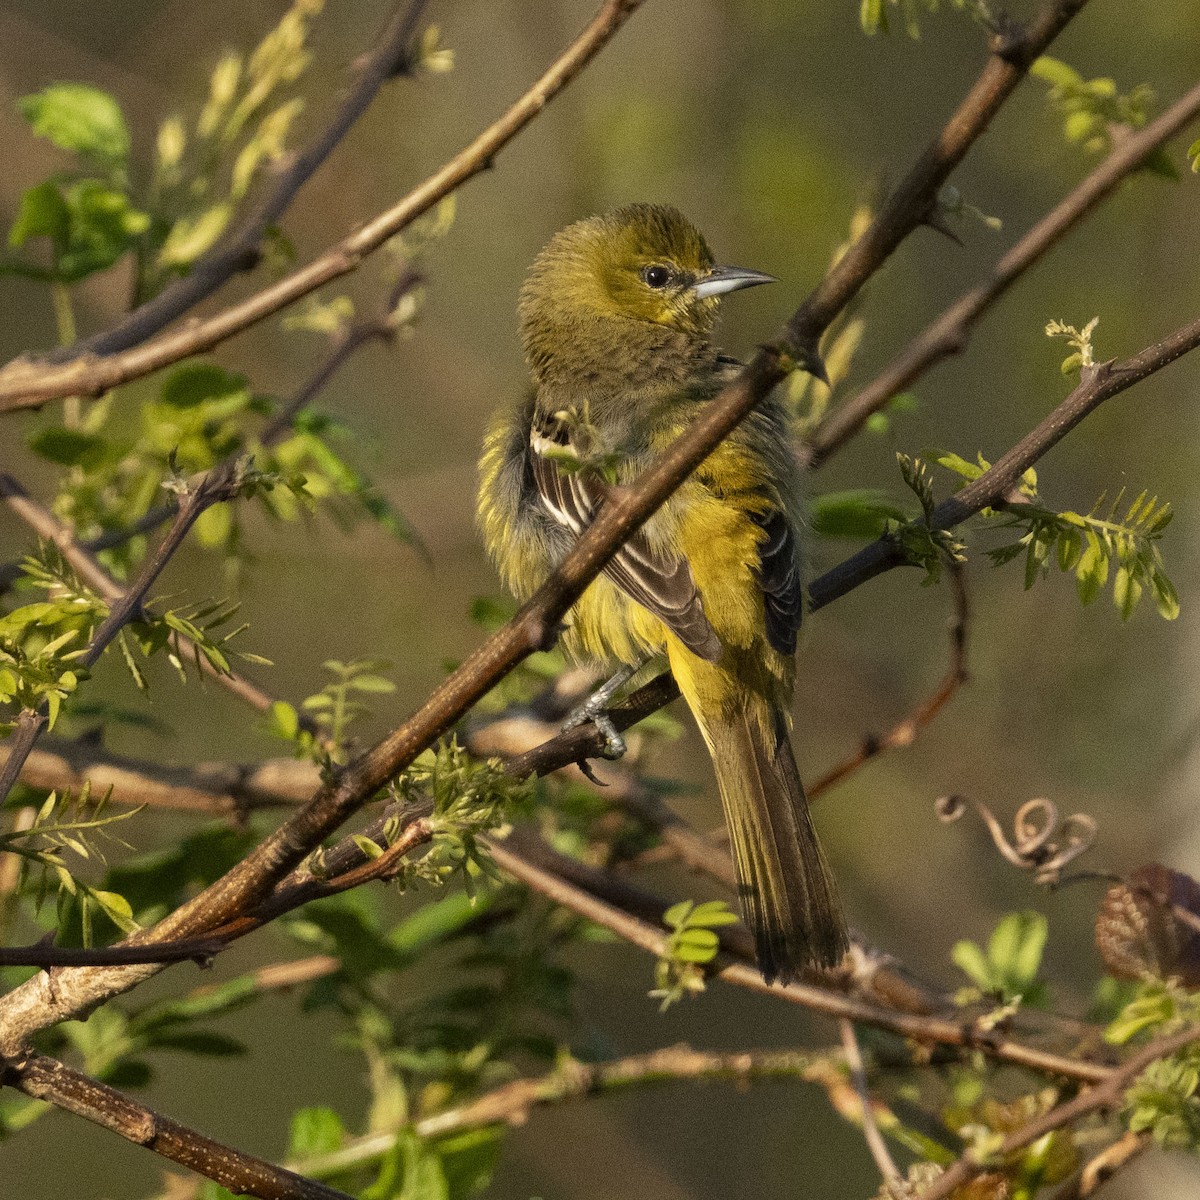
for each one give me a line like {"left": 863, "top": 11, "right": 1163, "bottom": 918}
{"left": 82, "top": 0, "right": 431, "bottom": 359}
{"left": 916, "top": 1025, "right": 1200, "bottom": 1200}
{"left": 808, "top": 79, "right": 1200, "bottom": 466}
{"left": 483, "top": 829, "right": 1112, "bottom": 1084}
{"left": 808, "top": 561, "right": 969, "bottom": 800}
{"left": 3, "top": 1053, "right": 353, "bottom": 1200}
{"left": 0, "top": 473, "right": 238, "bottom": 807}
{"left": 0, "top": 0, "right": 648, "bottom": 415}
{"left": 808, "top": 313, "right": 1200, "bottom": 613}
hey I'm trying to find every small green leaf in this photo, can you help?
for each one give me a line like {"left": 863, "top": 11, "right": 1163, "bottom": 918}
{"left": 810, "top": 489, "right": 908, "bottom": 539}
{"left": 158, "top": 204, "right": 232, "bottom": 269}
{"left": 347, "top": 673, "right": 396, "bottom": 694}
{"left": 27, "top": 427, "right": 107, "bottom": 467}
{"left": 289, "top": 1106, "right": 345, "bottom": 1158}
{"left": 951, "top": 939, "right": 992, "bottom": 990}
{"left": 8, "top": 181, "right": 69, "bottom": 249}
{"left": 160, "top": 361, "right": 249, "bottom": 410}
{"left": 352, "top": 835, "right": 385, "bottom": 860}
{"left": 1029, "top": 56, "right": 1082, "bottom": 89}
{"left": 269, "top": 700, "right": 300, "bottom": 740}
{"left": 18, "top": 84, "right": 130, "bottom": 166}
{"left": 195, "top": 503, "right": 233, "bottom": 549}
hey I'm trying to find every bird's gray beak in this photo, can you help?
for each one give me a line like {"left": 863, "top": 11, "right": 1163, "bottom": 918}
{"left": 692, "top": 265, "right": 778, "bottom": 300}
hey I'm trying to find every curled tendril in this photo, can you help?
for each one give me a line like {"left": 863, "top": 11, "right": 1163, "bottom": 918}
{"left": 935, "top": 794, "right": 1097, "bottom": 885}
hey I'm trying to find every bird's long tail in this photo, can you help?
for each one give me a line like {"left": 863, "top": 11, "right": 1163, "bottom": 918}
{"left": 675, "top": 654, "right": 848, "bottom": 982}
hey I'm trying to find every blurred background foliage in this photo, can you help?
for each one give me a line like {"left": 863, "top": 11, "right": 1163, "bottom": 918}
{"left": 1, "top": 0, "right": 1199, "bottom": 1197}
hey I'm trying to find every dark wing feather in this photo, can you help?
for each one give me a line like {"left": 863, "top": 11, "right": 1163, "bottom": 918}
{"left": 529, "top": 422, "right": 721, "bottom": 663}
{"left": 750, "top": 505, "right": 803, "bottom": 657}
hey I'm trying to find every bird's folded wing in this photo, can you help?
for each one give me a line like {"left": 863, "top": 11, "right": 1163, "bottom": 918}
{"left": 529, "top": 436, "right": 722, "bottom": 663}
{"left": 749, "top": 505, "right": 803, "bottom": 657}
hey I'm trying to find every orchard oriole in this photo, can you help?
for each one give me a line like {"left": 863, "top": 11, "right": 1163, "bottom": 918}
{"left": 478, "top": 203, "right": 847, "bottom": 981}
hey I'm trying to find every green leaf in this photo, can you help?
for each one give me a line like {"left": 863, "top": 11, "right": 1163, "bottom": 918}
{"left": 1113, "top": 562, "right": 1143, "bottom": 620}
{"left": 352, "top": 835, "right": 385, "bottom": 860}
{"left": 951, "top": 939, "right": 992, "bottom": 990}
{"left": 347, "top": 673, "right": 396, "bottom": 694}
{"left": 56, "top": 181, "right": 150, "bottom": 281}
{"left": 18, "top": 84, "right": 130, "bottom": 166}
{"left": 932, "top": 450, "right": 987, "bottom": 483}
{"left": 1029, "top": 56, "right": 1082, "bottom": 89}
{"left": 809, "top": 489, "right": 907, "bottom": 539}
{"left": 194, "top": 503, "right": 233, "bottom": 549}
{"left": 686, "top": 900, "right": 740, "bottom": 927}
{"left": 8, "top": 181, "right": 69, "bottom": 249}
{"left": 988, "top": 911, "right": 1047, "bottom": 992}
{"left": 148, "top": 1030, "right": 246, "bottom": 1057}
{"left": 674, "top": 928, "right": 720, "bottom": 962}
{"left": 289, "top": 1106, "right": 345, "bottom": 1158}
{"left": 27, "top": 427, "right": 107, "bottom": 467}
{"left": 860, "top": 0, "right": 886, "bottom": 35}
{"left": 89, "top": 888, "right": 138, "bottom": 933}
{"left": 269, "top": 700, "right": 300, "bottom": 740}
{"left": 158, "top": 204, "right": 232, "bottom": 269}
{"left": 161, "top": 362, "right": 249, "bottom": 410}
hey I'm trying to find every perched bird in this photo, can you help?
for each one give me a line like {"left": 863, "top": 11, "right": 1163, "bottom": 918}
{"left": 478, "top": 203, "right": 847, "bottom": 982}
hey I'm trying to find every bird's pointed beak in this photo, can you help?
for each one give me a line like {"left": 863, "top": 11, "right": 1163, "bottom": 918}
{"left": 692, "top": 265, "right": 778, "bottom": 300}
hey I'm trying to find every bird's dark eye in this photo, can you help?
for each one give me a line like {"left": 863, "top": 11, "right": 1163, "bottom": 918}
{"left": 642, "top": 264, "right": 671, "bottom": 289}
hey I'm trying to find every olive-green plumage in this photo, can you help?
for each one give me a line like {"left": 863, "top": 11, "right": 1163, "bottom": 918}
{"left": 477, "top": 203, "right": 848, "bottom": 982}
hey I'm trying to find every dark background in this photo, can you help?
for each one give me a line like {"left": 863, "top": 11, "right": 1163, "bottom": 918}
{"left": 1, "top": 1, "right": 1199, "bottom": 1196}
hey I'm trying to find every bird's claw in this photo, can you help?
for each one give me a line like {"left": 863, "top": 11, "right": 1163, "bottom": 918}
{"left": 561, "top": 697, "right": 628, "bottom": 762}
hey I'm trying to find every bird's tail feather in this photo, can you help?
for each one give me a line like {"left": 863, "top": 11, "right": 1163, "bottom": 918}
{"left": 688, "top": 685, "right": 848, "bottom": 982}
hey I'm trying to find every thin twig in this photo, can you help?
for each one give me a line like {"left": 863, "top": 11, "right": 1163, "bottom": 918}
{"left": 808, "top": 314, "right": 1200, "bottom": 614}
{"left": 916, "top": 1026, "right": 1200, "bottom": 1200}
{"left": 3, "top": 1053, "right": 353, "bottom": 1200}
{"left": 8, "top": 2, "right": 428, "bottom": 382}
{"left": 484, "top": 830, "right": 1112, "bottom": 1084}
{"left": 292, "top": 1044, "right": 825, "bottom": 1178}
{"left": 809, "top": 562, "right": 968, "bottom": 799}
{"left": 1049, "top": 1130, "right": 1150, "bottom": 1199}
{"left": 0, "top": 272, "right": 420, "bottom": 596}
{"left": 0, "top": 475, "right": 237, "bottom": 807}
{"left": 839, "top": 1017, "right": 904, "bottom": 1192}
{"left": 0, "top": 0, "right": 648, "bottom": 414}
{"left": 807, "top": 79, "right": 1200, "bottom": 466}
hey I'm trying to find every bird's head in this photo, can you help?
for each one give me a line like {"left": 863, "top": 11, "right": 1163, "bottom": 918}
{"left": 519, "top": 203, "right": 775, "bottom": 387}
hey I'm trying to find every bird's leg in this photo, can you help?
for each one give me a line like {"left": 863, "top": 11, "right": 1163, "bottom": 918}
{"left": 560, "top": 660, "right": 643, "bottom": 760}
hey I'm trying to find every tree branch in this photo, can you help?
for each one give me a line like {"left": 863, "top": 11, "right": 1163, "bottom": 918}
{"left": 75, "top": 1, "right": 430, "bottom": 361}
{"left": 483, "top": 830, "right": 1112, "bottom": 1084}
{"left": 0, "top": 473, "right": 239, "bottom": 807}
{"left": 3, "top": 1053, "right": 353, "bottom": 1200}
{"left": 0, "top": 270, "right": 420, "bottom": 598}
{"left": 807, "top": 79, "right": 1200, "bottom": 465}
{"left": 839, "top": 1017, "right": 904, "bottom": 1192}
{"left": 917, "top": 1026, "right": 1200, "bottom": 1200}
{"left": 0, "top": 0, "right": 648, "bottom": 414}
{"left": 290, "top": 1044, "right": 826, "bottom": 1178}
{"left": 808, "top": 561, "right": 968, "bottom": 800}
{"left": 5, "top": 739, "right": 313, "bottom": 815}
{"left": 807, "top": 312, "right": 1200, "bottom": 614}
